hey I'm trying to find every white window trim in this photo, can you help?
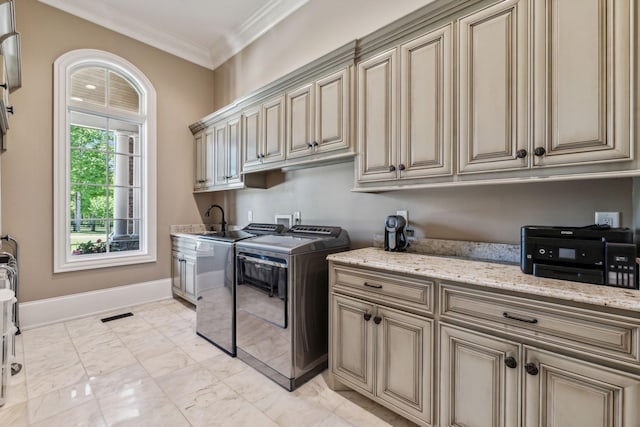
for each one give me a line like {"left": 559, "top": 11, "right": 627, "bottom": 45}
{"left": 53, "top": 49, "right": 157, "bottom": 273}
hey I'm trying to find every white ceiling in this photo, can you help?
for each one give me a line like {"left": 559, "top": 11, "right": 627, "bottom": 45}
{"left": 37, "top": 0, "right": 310, "bottom": 70}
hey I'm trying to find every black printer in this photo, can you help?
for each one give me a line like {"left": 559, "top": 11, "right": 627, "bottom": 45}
{"left": 521, "top": 225, "right": 638, "bottom": 290}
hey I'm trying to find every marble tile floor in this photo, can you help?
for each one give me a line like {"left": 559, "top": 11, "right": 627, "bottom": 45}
{"left": 0, "top": 298, "right": 419, "bottom": 426}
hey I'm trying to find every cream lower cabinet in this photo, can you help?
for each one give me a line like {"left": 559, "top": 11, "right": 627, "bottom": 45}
{"left": 171, "top": 236, "right": 197, "bottom": 304}
{"left": 523, "top": 347, "right": 640, "bottom": 427}
{"left": 331, "top": 293, "right": 434, "bottom": 426}
{"left": 440, "top": 323, "right": 520, "bottom": 427}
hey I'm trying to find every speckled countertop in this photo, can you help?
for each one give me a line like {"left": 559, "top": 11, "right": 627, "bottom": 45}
{"left": 327, "top": 247, "right": 640, "bottom": 313}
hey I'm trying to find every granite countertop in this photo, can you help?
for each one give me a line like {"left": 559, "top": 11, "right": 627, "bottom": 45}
{"left": 327, "top": 247, "right": 640, "bottom": 313}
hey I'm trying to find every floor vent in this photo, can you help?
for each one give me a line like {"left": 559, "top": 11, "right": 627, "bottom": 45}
{"left": 100, "top": 312, "right": 133, "bottom": 323}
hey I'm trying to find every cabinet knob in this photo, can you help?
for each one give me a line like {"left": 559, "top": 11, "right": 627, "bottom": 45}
{"left": 306, "top": 142, "right": 313, "bottom": 148}
{"left": 515, "top": 149, "right": 527, "bottom": 159}
{"left": 260, "top": 154, "right": 265, "bottom": 158}
{"left": 6, "top": 106, "right": 13, "bottom": 115}
{"left": 0, "top": 83, "right": 6, "bottom": 90}
{"left": 363, "top": 313, "right": 372, "bottom": 322}
{"left": 388, "top": 165, "right": 396, "bottom": 172}
{"left": 398, "top": 164, "right": 406, "bottom": 171}
{"left": 256, "top": 155, "right": 260, "bottom": 159}
{"left": 313, "top": 141, "right": 319, "bottom": 147}
{"left": 525, "top": 362, "right": 539, "bottom": 376}
{"left": 534, "top": 147, "right": 546, "bottom": 157}
{"left": 504, "top": 356, "right": 518, "bottom": 369}
{"left": 373, "top": 316, "right": 382, "bottom": 324}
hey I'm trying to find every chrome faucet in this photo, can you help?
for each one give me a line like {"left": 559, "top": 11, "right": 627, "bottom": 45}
{"left": 205, "top": 204, "right": 227, "bottom": 232}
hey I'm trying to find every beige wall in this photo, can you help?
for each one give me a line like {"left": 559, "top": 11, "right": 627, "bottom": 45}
{"left": 2, "top": 0, "right": 214, "bottom": 301}
{"left": 210, "top": 0, "right": 634, "bottom": 247}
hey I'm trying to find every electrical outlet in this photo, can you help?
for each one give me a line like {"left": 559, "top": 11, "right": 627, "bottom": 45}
{"left": 396, "top": 210, "right": 408, "bottom": 222}
{"left": 595, "top": 211, "right": 620, "bottom": 227}
{"left": 293, "top": 211, "right": 301, "bottom": 225}
{"left": 247, "top": 210, "right": 253, "bottom": 222}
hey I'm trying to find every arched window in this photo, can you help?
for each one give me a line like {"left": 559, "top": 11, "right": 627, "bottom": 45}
{"left": 53, "top": 49, "right": 156, "bottom": 272}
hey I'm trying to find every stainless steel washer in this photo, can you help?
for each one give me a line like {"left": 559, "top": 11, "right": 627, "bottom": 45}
{"left": 195, "top": 223, "right": 284, "bottom": 356}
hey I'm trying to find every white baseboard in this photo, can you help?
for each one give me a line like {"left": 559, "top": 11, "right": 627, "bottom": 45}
{"left": 19, "top": 278, "right": 173, "bottom": 330}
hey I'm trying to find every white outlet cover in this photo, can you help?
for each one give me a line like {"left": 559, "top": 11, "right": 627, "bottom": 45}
{"left": 595, "top": 211, "right": 620, "bottom": 227}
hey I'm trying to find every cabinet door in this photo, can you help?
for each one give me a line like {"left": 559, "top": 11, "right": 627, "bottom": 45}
{"left": 286, "top": 83, "right": 315, "bottom": 159}
{"left": 376, "top": 306, "right": 433, "bottom": 425}
{"left": 315, "top": 67, "right": 350, "bottom": 154}
{"left": 330, "top": 294, "right": 375, "bottom": 394}
{"left": 226, "top": 116, "right": 241, "bottom": 184}
{"left": 399, "top": 25, "right": 452, "bottom": 179}
{"left": 532, "top": 0, "right": 632, "bottom": 167}
{"left": 523, "top": 347, "right": 640, "bottom": 427}
{"left": 171, "top": 251, "right": 183, "bottom": 295}
{"left": 213, "top": 122, "right": 227, "bottom": 186}
{"left": 242, "top": 107, "right": 262, "bottom": 169}
{"left": 262, "top": 96, "right": 286, "bottom": 164}
{"left": 440, "top": 323, "right": 520, "bottom": 427}
{"left": 194, "top": 132, "right": 205, "bottom": 190}
{"left": 357, "top": 48, "right": 398, "bottom": 182}
{"left": 458, "top": 0, "right": 529, "bottom": 173}
{"left": 183, "top": 254, "right": 197, "bottom": 302}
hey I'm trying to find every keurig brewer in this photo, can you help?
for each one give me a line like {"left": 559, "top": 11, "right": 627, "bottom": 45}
{"left": 384, "top": 215, "right": 409, "bottom": 252}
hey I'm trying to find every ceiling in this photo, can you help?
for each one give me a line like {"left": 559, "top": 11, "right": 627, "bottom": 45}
{"left": 37, "top": 0, "right": 310, "bottom": 70}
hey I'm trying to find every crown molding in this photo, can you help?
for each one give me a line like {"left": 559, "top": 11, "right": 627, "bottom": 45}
{"left": 37, "top": 0, "right": 309, "bottom": 70}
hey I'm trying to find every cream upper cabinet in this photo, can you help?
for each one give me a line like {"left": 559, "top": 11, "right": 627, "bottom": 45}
{"left": 287, "top": 68, "right": 351, "bottom": 160}
{"left": 211, "top": 115, "right": 242, "bottom": 188}
{"left": 358, "top": 48, "right": 397, "bottom": 182}
{"left": 194, "top": 129, "right": 214, "bottom": 191}
{"left": 458, "top": 0, "right": 529, "bottom": 174}
{"left": 261, "top": 95, "right": 286, "bottom": 165}
{"left": 358, "top": 24, "right": 453, "bottom": 183}
{"left": 399, "top": 25, "right": 452, "bottom": 179}
{"left": 440, "top": 323, "right": 520, "bottom": 427}
{"left": 241, "top": 95, "right": 285, "bottom": 171}
{"left": 523, "top": 347, "right": 640, "bottom": 427}
{"left": 531, "top": 0, "right": 632, "bottom": 167}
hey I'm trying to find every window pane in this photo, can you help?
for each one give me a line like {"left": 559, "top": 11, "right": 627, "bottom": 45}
{"left": 70, "top": 184, "right": 108, "bottom": 256}
{"left": 70, "top": 67, "right": 106, "bottom": 107}
{"left": 108, "top": 71, "right": 140, "bottom": 113}
{"left": 70, "top": 149, "right": 108, "bottom": 186}
{"left": 110, "top": 119, "right": 140, "bottom": 155}
{"left": 69, "top": 113, "right": 109, "bottom": 150}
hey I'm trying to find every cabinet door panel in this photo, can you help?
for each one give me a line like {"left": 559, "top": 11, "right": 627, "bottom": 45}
{"left": 227, "top": 116, "right": 241, "bottom": 184}
{"left": 524, "top": 347, "right": 640, "bottom": 427}
{"left": 286, "top": 83, "right": 314, "bottom": 159}
{"left": 194, "top": 132, "right": 205, "bottom": 190}
{"left": 262, "top": 96, "right": 286, "bottom": 164}
{"left": 316, "top": 68, "right": 350, "bottom": 153}
{"left": 171, "top": 251, "right": 182, "bottom": 294}
{"left": 532, "top": 0, "right": 632, "bottom": 166}
{"left": 183, "top": 256, "right": 197, "bottom": 301}
{"left": 358, "top": 49, "right": 397, "bottom": 182}
{"left": 440, "top": 323, "right": 520, "bottom": 427}
{"left": 458, "top": 0, "right": 529, "bottom": 173}
{"left": 331, "top": 294, "right": 375, "bottom": 394}
{"left": 400, "top": 25, "right": 452, "bottom": 179}
{"left": 213, "top": 123, "right": 227, "bottom": 186}
{"left": 377, "top": 306, "right": 433, "bottom": 425}
{"left": 242, "top": 107, "right": 262, "bottom": 169}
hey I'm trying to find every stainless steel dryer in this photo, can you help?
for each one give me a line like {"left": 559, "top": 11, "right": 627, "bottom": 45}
{"left": 195, "top": 223, "right": 285, "bottom": 356}
{"left": 234, "top": 225, "right": 350, "bottom": 390}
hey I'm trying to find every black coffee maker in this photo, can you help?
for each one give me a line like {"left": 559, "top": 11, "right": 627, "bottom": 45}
{"left": 384, "top": 215, "right": 409, "bottom": 252}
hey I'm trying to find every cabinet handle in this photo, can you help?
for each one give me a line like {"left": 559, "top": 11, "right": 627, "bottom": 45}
{"left": 503, "top": 312, "right": 538, "bottom": 324}
{"left": 373, "top": 316, "right": 382, "bottom": 324}
{"left": 313, "top": 141, "right": 319, "bottom": 147}
{"left": 516, "top": 149, "right": 527, "bottom": 159}
{"left": 504, "top": 356, "right": 518, "bottom": 369}
{"left": 363, "top": 282, "right": 382, "bottom": 289}
{"left": 6, "top": 106, "right": 13, "bottom": 115}
{"left": 260, "top": 154, "right": 265, "bottom": 158}
{"left": 197, "top": 296, "right": 202, "bottom": 301}
{"left": 256, "top": 155, "right": 260, "bottom": 159}
{"left": 306, "top": 142, "right": 313, "bottom": 148}
{"left": 197, "top": 180, "right": 206, "bottom": 183}
{"left": 363, "top": 313, "right": 372, "bottom": 321}
{"left": 525, "top": 362, "right": 539, "bottom": 376}
{"left": 398, "top": 164, "right": 406, "bottom": 171}
{"left": 388, "top": 165, "right": 396, "bottom": 172}
{"left": 534, "top": 147, "right": 546, "bottom": 157}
